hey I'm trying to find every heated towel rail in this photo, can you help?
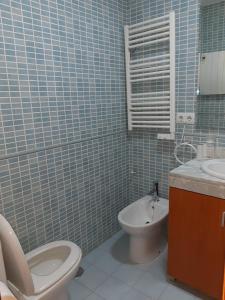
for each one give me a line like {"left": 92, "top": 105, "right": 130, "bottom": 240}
{"left": 124, "top": 11, "right": 175, "bottom": 140}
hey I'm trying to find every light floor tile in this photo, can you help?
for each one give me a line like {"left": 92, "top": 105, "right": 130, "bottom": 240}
{"left": 134, "top": 272, "right": 168, "bottom": 300}
{"left": 81, "top": 256, "right": 92, "bottom": 270}
{"left": 119, "top": 287, "right": 152, "bottom": 300}
{"left": 136, "top": 260, "right": 154, "bottom": 272}
{"left": 85, "top": 293, "right": 105, "bottom": 300}
{"left": 97, "top": 231, "right": 124, "bottom": 253}
{"left": 146, "top": 253, "right": 167, "bottom": 281}
{"left": 68, "top": 280, "right": 92, "bottom": 300}
{"left": 78, "top": 265, "right": 109, "bottom": 291}
{"left": 85, "top": 247, "right": 105, "bottom": 264}
{"left": 95, "top": 277, "right": 130, "bottom": 300}
{"left": 93, "top": 252, "right": 121, "bottom": 274}
{"left": 112, "top": 230, "right": 124, "bottom": 239}
{"left": 159, "top": 284, "right": 196, "bottom": 300}
{"left": 136, "top": 247, "right": 167, "bottom": 273}
{"left": 112, "top": 263, "right": 144, "bottom": 286}
{"left": 68, "top": 233, "right": 198, "bottom": 300}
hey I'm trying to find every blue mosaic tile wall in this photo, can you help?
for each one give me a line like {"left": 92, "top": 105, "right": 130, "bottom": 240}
{"left": 127, "top": 0, "right": 225, "bottom": 201}
{"left": 127, "top": 0, "right": 201, "bottom": 200}
{"left": 197, "top": 1, "right": 225, "bottom": 131}
{"left": 2, "top": 0, "right": 224, "bottom": 255}
{"left": 0, "top": 0, "right": 129, "bottom": 254}
{"left": 200, "top": 1, "right": 225, "bottom": 53}
{"left": 197, "top": 94, "right": 225, "bottom": 130}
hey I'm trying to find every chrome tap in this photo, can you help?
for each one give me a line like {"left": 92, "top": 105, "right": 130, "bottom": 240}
{"left": 148, "top": 181, "right": 159, "bottom": 202}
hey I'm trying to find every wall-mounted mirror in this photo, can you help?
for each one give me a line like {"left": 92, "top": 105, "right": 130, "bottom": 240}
{"left": 199, "top": 0, "right": 225, "bottom": 95}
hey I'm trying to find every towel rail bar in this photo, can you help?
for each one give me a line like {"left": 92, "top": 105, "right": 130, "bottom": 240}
{"left": 130, "top": 54, "right": 169, "bottom": 65}
{"left": 125, "top": 11, "right": 175, "bottom": 139}
{"left": 129, "top": 14, "right": 169, "bottom": 29}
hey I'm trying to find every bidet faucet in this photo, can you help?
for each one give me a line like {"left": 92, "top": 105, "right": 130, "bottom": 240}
{"left": 149, "top": 181, "right": 159, "bottom": 202}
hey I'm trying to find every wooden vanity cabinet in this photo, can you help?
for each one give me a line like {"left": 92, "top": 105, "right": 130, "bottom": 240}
{"left": 168, "top": 187, "right": 225, "bottom": 300}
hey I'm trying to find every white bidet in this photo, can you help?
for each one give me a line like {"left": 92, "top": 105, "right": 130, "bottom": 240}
{"left": 118, "top": 195, "right": 168, "bottom": 263}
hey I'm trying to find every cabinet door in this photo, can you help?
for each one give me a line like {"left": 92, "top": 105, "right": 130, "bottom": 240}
{"left": 168, "top": 187, "right": 225, "bottom": 299}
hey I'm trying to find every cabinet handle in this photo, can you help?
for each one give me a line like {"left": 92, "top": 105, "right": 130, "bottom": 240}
{"left": 221, "top": 212, "right": 225, "bottom": 227}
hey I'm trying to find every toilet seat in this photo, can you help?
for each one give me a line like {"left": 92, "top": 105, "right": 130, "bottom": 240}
{"left": 0, "top": 214, "right": 82, "bottom": 300}
{"left": 26, "top": 241, "right": 82, "bottom": 294}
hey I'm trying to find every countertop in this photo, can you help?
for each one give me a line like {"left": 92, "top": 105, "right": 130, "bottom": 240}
{"left": 169, "top": 159, "right": 225, "bottom": 199}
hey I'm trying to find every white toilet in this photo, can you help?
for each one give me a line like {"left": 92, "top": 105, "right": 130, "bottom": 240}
{"left": 118, "top": 195, "right": 168, "bottom": 263}
{"left": 0, "top": 214, "right": 82, "bottom": 300}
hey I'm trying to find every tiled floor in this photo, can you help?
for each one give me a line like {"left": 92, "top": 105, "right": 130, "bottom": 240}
{"left": 68, "top": 231, "right": 202, "bottom": 300}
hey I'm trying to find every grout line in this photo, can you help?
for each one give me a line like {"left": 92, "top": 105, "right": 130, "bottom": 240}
{"left": 0, "top": 131, "right": 126, "bottom": 161}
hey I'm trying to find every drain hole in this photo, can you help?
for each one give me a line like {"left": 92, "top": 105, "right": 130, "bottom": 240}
{"left": 145, "top": 221, "right": 150, "bottom": 224}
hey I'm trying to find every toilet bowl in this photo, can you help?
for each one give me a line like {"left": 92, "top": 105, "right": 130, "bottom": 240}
{"left": 0, "top": 214, "right": 82, "bottom": 300}
{"left": 118, "top": 195, "right": 168, "bottom": 263}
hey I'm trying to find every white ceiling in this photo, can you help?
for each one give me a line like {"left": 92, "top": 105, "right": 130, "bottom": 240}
{"left": 201, "top": 0, "right": 224, "bottom": 6}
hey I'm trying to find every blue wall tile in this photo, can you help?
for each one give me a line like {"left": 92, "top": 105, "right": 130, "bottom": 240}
{"left": 1, "top": 0, "right": 223, "bottom": 255}
{"left": 0, "top": 0, "right": 129, "bottom": 254}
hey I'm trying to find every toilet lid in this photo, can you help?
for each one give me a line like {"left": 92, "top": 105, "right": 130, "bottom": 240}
{"left": 0, "top": 215, "right": 34, "bottom": 296}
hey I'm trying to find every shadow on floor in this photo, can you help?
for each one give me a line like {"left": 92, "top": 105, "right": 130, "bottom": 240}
{"left": 110, "top": 233, "right": 136, "bottom": 264}
{"left": 110, "top": 232, "right": 168, "bottom": 266}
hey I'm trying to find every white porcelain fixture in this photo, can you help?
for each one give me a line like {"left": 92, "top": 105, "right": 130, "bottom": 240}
{"left": 201, "top": 159, "right": 225, "bottom": 180}
{"left": 0, "top": 214, "right": 82, "bottom": 300}
{"left": 118, "top": 196, "right": 168, "bottom": 263}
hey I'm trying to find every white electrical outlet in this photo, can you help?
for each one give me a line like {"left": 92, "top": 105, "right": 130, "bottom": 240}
{"left": 185, "top": 113, "right": 195, "bottom": 125}
{"left": 176, "top": 113, "right": 185, "bottom": 124}
{"left": 176, "top": 113, "right": 195, "bottom": 125}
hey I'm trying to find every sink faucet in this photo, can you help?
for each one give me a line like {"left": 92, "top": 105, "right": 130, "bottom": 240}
{"left": 148, "top": 181, "right": 159, "bottom": 202}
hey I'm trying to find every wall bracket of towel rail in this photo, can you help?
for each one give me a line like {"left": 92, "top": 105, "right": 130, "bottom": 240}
{"left": 124, "top": 11, "right": 175, "bottom": 140}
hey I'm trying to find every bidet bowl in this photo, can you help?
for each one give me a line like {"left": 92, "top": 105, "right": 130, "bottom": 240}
{"left": 118, "top": 195, "right": 168, "bottom": 263}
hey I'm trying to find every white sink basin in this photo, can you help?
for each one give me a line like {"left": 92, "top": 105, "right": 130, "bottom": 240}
{"left": 201, "top": 159, "right": 225, "bottom": 180}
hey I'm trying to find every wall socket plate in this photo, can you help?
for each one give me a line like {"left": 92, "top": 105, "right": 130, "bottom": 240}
{"left": 176, "top": 113, "right": 195, "bottom": 125}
